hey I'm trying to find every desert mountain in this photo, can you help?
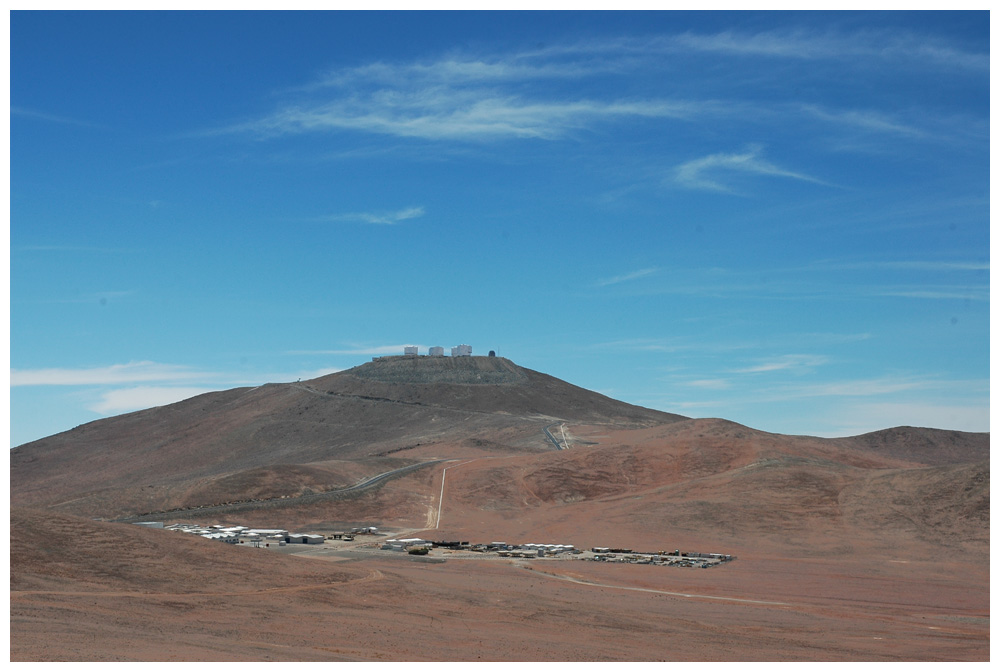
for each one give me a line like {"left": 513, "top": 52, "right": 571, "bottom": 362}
{"left": 11, "top": 356, "right": 987, "bottom": 533}
{"left": 10, "top": 356, "right": 684, "bottom": 516}
{"left": 11, "top": 356, "right": 989, "bottom": 661}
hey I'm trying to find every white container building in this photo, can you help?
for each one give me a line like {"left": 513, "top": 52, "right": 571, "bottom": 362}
{"left": 429, "top": 346, "right": 444, "bottom": 357}
{"left": 404, "top": 346, "right": 419, "bottom": 355}
{"left": 451, "top": 344, "right": 472, "bottom": 357}
{"left": 288, "top": 533, "right": 325, "bottom": 544}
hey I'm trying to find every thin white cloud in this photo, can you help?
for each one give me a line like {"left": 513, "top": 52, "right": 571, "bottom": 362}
{"left": 9, "top": 360, "right": 343, "bottom": 389}
{"left": 11, "top": 361, "right": 209, "bottom": 386}
{"left": 589, "top": 337, "right": 757, "bottom": 354}
{"left": 595, "top": 267, "right": 658, "bottom": 287}
{"left": 287, "top": 344, "right": 430, "bottom": 356}
{"left": 88, "top": 386, "right": 223, "bottom": 414}
{"left": 799, "top": 104, "right": 926, "bottom": 138}
{"left": 11, "top": 105, "right": 103, "bottom": 128}
{"left": 674, "top": 146, "right": 829, "bottom": 193}
{"left": 671, "top": 29, "right": 987, "bottom": 71}
{"left": 814, "top": 259, "right": 989, "bottom": 272}
{"left": 288, "top": 367, "right": 342, "bottom": 380}
{"left": 484, "top": 30, "right": 986, "bottom": 72}
{"left": 732, "top": 354, "right": 829, "bottom": 375}
{"left": 778, "top": 376, "right": 966, "bottom": 399}
{"left": 214, "top": 44, "right": 720, "bottom": 143}
{"left": 319, "top": 206, "right": 426, "bottom": 225}
{"left": 684, "top": 379, "right": 732, "bottom": 390}
{"left": 203, "top": 26, "right": 982, "bottom": 149}
{"left": 14, "top": 245, "right": 134, "bottom": 253}
{"left": 870, "top": 286, "right": 989, "bottom": 301}
{"left": 305, "top": 57, "right": 601, "bottom": 91}
{"left": 234, "top": 95, "right": 699, "bottom": 142}
{"left": 826, "top": 401, "right": 990, "bottom": 436}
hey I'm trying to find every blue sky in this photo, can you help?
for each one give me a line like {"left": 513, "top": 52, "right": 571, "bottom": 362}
{"left": 9, "top": 10, "right": 991, "bottom": 447}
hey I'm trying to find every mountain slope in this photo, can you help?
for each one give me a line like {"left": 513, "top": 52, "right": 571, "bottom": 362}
{"left": 10, "top": 356, "right": 685, "bottom": 514}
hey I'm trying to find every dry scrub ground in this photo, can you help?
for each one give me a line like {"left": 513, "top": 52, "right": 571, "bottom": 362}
{"left": 11, "top": 419, "right": 989, "bottom": 661}
{"left": 11, "top": 537, "right": 987, "bottom": 661}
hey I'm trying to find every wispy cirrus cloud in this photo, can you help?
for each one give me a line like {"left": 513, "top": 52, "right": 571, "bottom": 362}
{"left": 779, "top": 376, "right": 976, "bottom": 399}
{"left": 827, "top": 401, "right": 989, "bottom": 436}
{"left": 10, "top": 361, "right": 210, "bottom": 386}
{"left": 799, "top": 104, "right": 927, "bottom": 138}
{"left": 684, "top": 379, "right": 732, "bottom": 390}
{"left": 231, "top": 94, "right": 700, "bottom": 142}
{"left": 674, "top": 145, "right": 830, "bottom": 193}
{"left": 304, "top": 57, "right": 603, "bottom": 90}
{"left": 210, "top": 27, "right": 981, "bottom": 146}
{"left": 813, "top": 259, "right": 989, "bottom": 272}
{"left": 494, "top": 29, "right": 986, "bottom": 72}
{"left": 731, "top": 354, "right": 829, "bottom": 374}
{"left": 287, "top": 344, "right": 428, "bottom": 356}
{"left": 11, "top": 105, "right": 104, "bottom": 128}
{"left": 871, "top": 287, "right": 989, "bottom": 301}
{"left": 317, "top": 206, "right": 426, "bottom": 225}
{"left": 595, "top": 267, "right": 658, "bottom": 287}
{"left": 670, "top": 29, "right": 987, "bottom": 71}
{"left": 83, "top": 367, "right": 335, "bottom": 414}
{"left": 10, "top": 361, "right": 342, "bottom": 388}
{"left": 88, "top": 386, "right": 223, "bottom": 414}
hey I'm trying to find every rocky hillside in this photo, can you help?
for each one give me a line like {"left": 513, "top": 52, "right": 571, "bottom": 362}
{"left": 10, "top": 356, "right": 685, "bottom": 515}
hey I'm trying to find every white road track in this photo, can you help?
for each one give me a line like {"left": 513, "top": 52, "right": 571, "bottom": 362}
{"left": 523, "top": 567, "right": 791, "bottom": 606}
{"left": 435, "top": 459, "right": 476, "bottom": 529}
{"left": 559, "top": 423, "right": 571, "bottom": 450}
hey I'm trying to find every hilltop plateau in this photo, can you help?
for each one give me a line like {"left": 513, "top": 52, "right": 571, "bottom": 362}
{"left": 10, "top": 355, "right": 990, "bottom": 661}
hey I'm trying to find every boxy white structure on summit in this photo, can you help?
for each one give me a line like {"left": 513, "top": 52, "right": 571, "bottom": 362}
{"left": 400, "top": 344, "right": 471, "bottom": 356}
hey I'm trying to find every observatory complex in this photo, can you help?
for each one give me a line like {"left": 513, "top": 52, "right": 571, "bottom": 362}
{"left": 391, "top": 344, "right": 481, "bottom": 359}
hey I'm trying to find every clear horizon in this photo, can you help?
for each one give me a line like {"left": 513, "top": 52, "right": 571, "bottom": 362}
{"left": 9, "top": 10, "right": 990, "bottom": 446}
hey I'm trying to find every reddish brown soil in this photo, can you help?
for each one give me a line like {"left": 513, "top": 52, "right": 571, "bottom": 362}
{"left": 11, "top": 417, "right": 989, "bottom": 661}
{"left": 11, "top": 509, "right": 987, "bottom": 661}
{"left": 9, "top": 359, "right": 989, "bottom": 661}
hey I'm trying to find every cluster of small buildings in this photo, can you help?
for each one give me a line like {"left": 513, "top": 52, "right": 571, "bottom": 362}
{"left": 131, "top": 521, "right": 734, "bottom": 569}
{"left": 381, "top": 537, "right": 433, "bottom": 552}
{"left": 401, "top": 344, "right": 473, "bottom": 357}
{"left": 587, "top": 549, "right": 734, "bottom": 568}
{"left": 494, "top": 542, "right": 578, "bottom": 557}
{"left": 138, "top": 522, "right": 324, "bottom": 546}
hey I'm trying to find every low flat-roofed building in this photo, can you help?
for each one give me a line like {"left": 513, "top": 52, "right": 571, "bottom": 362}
{"left": 288, "top": 533, "right": 325, "bottom": 544}
{"left": 200, "top": 532, "right": 239, "bottom": 543}
{"left": 244, "top": 529, "right": 289, "bottom": 539}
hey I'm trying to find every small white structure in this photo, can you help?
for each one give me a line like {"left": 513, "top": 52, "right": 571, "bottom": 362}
{"left": 201, "top": 532, "right": 239, "bottom": 543}
{"left": 428, "top": 346, "right": 444, "bottom": 357}
{"left": 404, "top": 345, "right": 419, "bottom": 355}
{"left": 288, "top": 533, "right": 325, "bottom": 544}
{"left": 382, "top": 537, "right": 430, "bottom": 551}
{"left": 214, "top": 526, "right": 248, "bottom": 535}
{"left": 243, "top": 529, "right": 289, "bottom": 541}
{"left": 451, "top": 344, "right": 472, "bottom": 357}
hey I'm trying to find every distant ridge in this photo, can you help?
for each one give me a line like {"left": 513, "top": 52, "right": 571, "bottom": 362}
{"left": 832, "top": 426, "right": 990, "bottom": 466}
